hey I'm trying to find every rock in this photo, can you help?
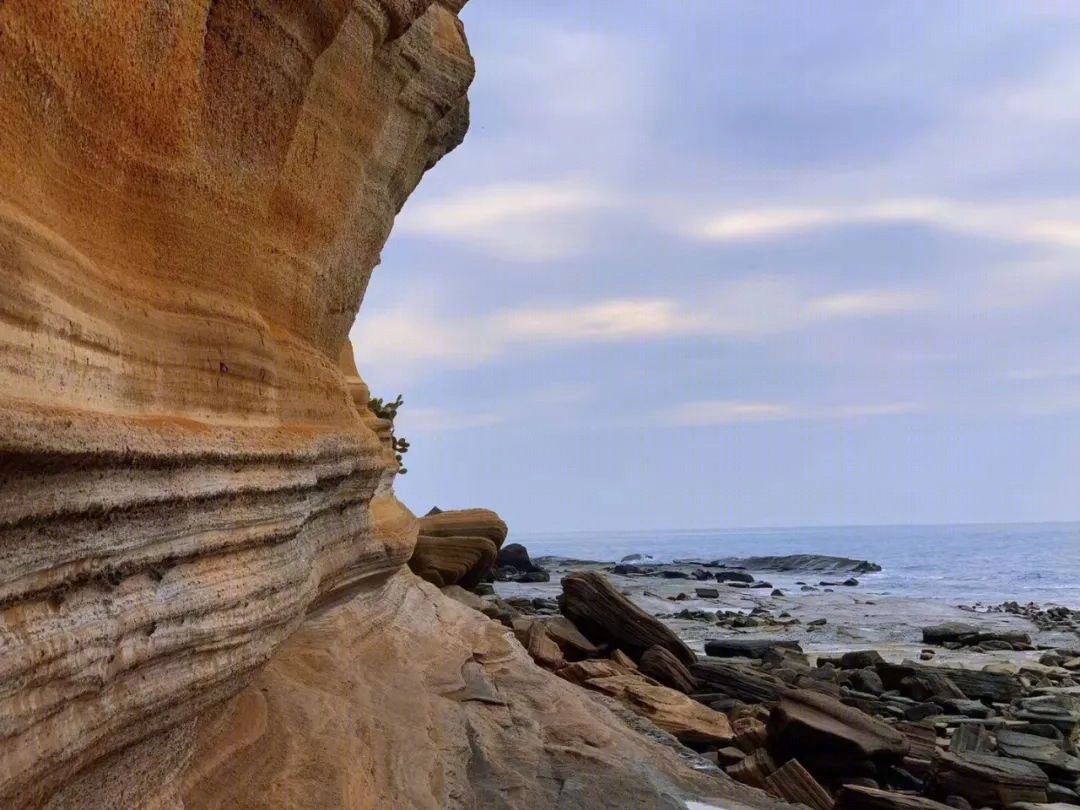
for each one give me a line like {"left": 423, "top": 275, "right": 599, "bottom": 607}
{"left": 539, "top": 616, "right": 602, "bottom": 659}
{"left": 609, "top": 648, "right": 639, "bottom": 670}
{"left": 764, "top": 759, "right": 834, "bottom": 810}
{"left": 767, "top": 689, "right": 910, "bottom": 762}
{"left": 188, "top": 573, "right": 735, "bottom": 810}
{"left": 732, "top": 716, "right": 769, "bottom": 753}
{"left": 929, "top": 751, "right": 1049, "bottom": 807}
{"left": 921, "top": 649, "right": 936, "bottom": 661}
{"left": 661, "top": 570, "right": 690, "bottom": 579}
{"left": 516, "top": 570, "right": 551, "bottom": 583}
{"left": 496, "top": 542, "right": 545, "bottom": 574}
{"left": 716, "top": 571, "right": 755, "bottom": 583}
{"left": 949, "top": 724, "right": 993, "bottom": 755}
{"left": 613, "top": 564, "right": 643, "bottom": 575}
{"left": 695, "top": 587, "right": 720, "bottom": 598}
{"left": 772, "top": 589, "right": 785, "bottom": 597}
{"left": 620, "top": 553, "right": 645, "bottom": 562}
{"left": 639, "top": 646, "right": 698, "bottom": 694}
{"left": 692, "top": 662, "right": 787, "bottom": 704}
{"left": 808, "top": 618, "right": 827, "bottom": 627}
{"left": 727, "top": 748, "right": 778, "bottom": 789}
{"left": 849, "top": 668, "right": 885, "bottom": 695}
{"left": 704, "top": 639, "right": 803, "bottom": 660}
{"left": 923, "top": 623, "right": 1032, "bottom": 650}
{"left": 581, "top": 674, "right": 734, "bottom": 745}
{"left": 411, "top": 508, "right": 509, "bottom": 587}
{"left": 838, "top": 785, "right": 957, "bottom": 809}
{"left": 559, "top": 572, "right": 696, "bottom": 665}
{"left": 996, "top": 728, "right": 1080, "bottom": 778}
{"left": 844, "top": 578, "right": 860, "bottom": 586}
{"left": 717, "top": 555, "right": 882, "bottom": 574}
{"left": 841, "top": 650, "right": 886, "bottom": 669}
{"left": 512, "top": 619, "right": 565, "bottom": 670}
{"left": 877, "top": 661, "right": 1021, "bottom": 703}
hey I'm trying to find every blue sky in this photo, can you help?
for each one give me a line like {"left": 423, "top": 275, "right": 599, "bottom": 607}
{"left": 350, "top": 1, "right": 1080, "bottom": 532}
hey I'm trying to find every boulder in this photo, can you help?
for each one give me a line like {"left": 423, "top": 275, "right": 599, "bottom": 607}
{"left": 409, "top": 534, "right": 499, "bottom": 589}
{"left": 410, "top": 508, "right": 509, "bottom": 588}
{"left": 767, "top": 689, "right": 910, "bottom": 762}
{"left": 559, "top": 572, "right": 696, "bottom": 665}
{"left": 716, "top": 571, "right": 755, "bottom": 583}
{"left": 496, "top": 542, "right": 544, "bottom": 573}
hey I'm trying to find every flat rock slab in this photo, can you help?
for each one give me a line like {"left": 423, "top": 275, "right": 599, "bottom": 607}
{"left": 930, "top": 751, "right": 1048, "bottom": 808}
{"left": 691, "top": 661, "right": 785, "bottom": 704}
{"left": 767, "top": 688, "right": 910, "bottom": 762}
{"left": 996, "top": 728, "right": 1080, "bottom": 776}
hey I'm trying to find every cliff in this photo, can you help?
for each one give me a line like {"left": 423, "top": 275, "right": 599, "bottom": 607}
{"left": 0, "top": 3, "right": 786, "bottom": 808}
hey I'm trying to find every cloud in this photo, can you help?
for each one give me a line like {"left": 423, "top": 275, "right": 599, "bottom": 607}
{"left": 351, "top": 278, "right": 933, "bottom": 379}
{"left": 690, "top": 197, "right": 1080, "bottom": 249}
{"left": 394, "top": 180, "right": 619, "bottom": 261}
{"left": 401, "top": 407, "right": 507, "bottom": 433}
{"left": 663, "top": 400, "right": 922, "bottom": 427}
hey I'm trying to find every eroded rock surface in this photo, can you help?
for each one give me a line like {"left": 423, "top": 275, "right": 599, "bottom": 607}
{"left": 0, "top": 1, "right": 472, "bottom": 805}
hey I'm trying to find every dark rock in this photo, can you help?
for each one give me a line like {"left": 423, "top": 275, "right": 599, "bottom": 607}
{"left": 704, "top": 638, "right": 803, "bottom": 660}
{"left": 516, "top": 570, "right": 550, "bottom": 583}
{"left": 922, "top": 622, "right": 1032, "bottom": 650}
{"left": 929, "top": 751, "right": 1048, "bottom": 807}
{"left": 715, "top": 554, "right": 882, "bottom": 574}
{"left": 751, "top": 581, "right": 773, "bottom": 589}
{"left": 660, "top": 570, "right": 689, "bottom": 579}
{"left": 472, "top": 582, "right": 495, "bottom": 596}
{"left": 695, "top": 587, "right": 719, "bottom": 599}
{"left": 849, "top": 669, "right": 885, "bottom": 695}
{"left": 716, "top": 571, "right": 754, "bottom": 583}
{"left": 764, "top": 758, "right": 834, "bottom": 810}
{"left": 877, "top": 660, "right": 1021, "bottom": 703}
{"left": 496, "top": 542, "right": 540, "bottom": 573}
{"left": 620, "top": 553, "right": 644, "bottom": 562}
{"left": 612, "top": 563, "right": 642, "bottom": 575}
{"left": 692, "top": 661, "right": 786, "bottom": 704}
{"left": 808, "top": 618, "right": 827, "bottom": 627}
{"left": 844, "top": 578, "right": 859, "bottom": 586}
{"left": 559, "top": 571, "right": 696, "bottom": 665}
{"left": 841, "top": 650, "right": 886, "bottom": 669}
{"left": 838, "top": 785, "right": 956, "bottom": 809}
{"left": 767, "top": 689, "right": 909, "bottom": 763}
{"left": 772, "top": 589, "right": 785, "bottom": 597}
{"left": 996, "top": 728, "right": 1080, "bottom": 778}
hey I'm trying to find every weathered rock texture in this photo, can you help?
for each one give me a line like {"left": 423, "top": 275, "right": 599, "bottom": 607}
{"left": 409, "top": 508, "right": 508, "bottom": 587}
{"left": 0, "top": 0, "right": 473, "bottom": 805}
{"left": 180, "top": 571, "right": 783, "bottom": 810}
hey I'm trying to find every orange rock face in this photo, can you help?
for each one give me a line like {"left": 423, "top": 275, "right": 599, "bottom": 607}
{"left": 0, "top": 2, "right": 471, "bottom": 806}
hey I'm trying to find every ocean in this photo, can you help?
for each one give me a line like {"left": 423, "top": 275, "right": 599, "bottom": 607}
{"left": 516, "top": 522, "right": 1080, "bottom": 609}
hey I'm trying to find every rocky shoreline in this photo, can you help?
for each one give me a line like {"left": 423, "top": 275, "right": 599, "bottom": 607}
{"left": 435, "top": 545, "right": 1080, "bottom": 809}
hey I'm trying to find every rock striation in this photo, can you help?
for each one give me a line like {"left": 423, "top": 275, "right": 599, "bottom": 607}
{"left": 0, "top": 1, "right": 470, "bottom": 805}
{"left": 408, "top": 507, "right": 508, "bottom": 587}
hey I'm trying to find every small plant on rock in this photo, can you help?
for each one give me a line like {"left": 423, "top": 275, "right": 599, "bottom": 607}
{"left": 368, "top": 393, "right": 409, "bottom": 474}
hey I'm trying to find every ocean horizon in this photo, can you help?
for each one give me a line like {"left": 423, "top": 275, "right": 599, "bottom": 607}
{"left": 514, "top": 521, "right": 1080, "bottom": 609}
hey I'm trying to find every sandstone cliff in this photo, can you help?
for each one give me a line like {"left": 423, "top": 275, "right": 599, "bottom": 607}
{"left": 0, "top": 3, "right": 789, "bottom": 808}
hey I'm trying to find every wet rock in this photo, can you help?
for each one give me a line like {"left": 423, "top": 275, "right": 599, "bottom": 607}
{"left": 695, "top": 587, "right": 719, "bottom": 599}
{"left": 929, "top": 751, "right": 1048, "bottom": 807}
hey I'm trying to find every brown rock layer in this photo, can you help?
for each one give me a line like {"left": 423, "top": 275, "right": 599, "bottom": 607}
{"left": 0, "top": 1, "right": 472, "bottom": 806}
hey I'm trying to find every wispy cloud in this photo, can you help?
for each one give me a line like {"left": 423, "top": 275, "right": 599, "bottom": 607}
{"left": 663, "top": 400, "right": 922, "bottom": 427}
{"left": 351, "top": 278, "right": 933, "bottom": 378}
{"left": 690, "top": 197, "right": 1080, "bottom": 249}
{"left": 395, "top": 180, "right": 619, "bottom": 261}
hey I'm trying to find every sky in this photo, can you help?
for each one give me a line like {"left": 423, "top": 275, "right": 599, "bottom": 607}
{"left": 349, "top": 1, "right": 1080, "bottom": 533}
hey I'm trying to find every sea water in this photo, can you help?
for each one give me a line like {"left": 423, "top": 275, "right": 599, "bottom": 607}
{"left": 516, "top": 522, "right": 1080, "bottom": 609}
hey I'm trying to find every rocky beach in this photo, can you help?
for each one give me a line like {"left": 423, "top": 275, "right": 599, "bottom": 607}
{"left": 422, "top": 530, "right": 1080, "bottom": 809}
